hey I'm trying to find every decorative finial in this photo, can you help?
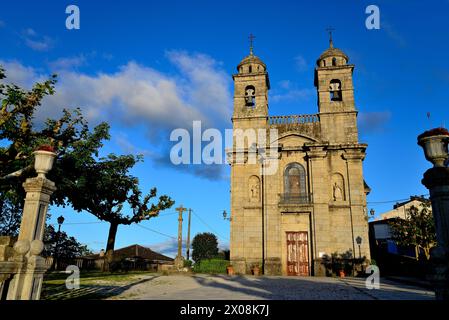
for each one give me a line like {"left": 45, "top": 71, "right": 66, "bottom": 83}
{"left": 326, "top": 27, "right": 335, "bottom": 48}
{"left": 249, "top": 33, "right": 256, "bottom": 55}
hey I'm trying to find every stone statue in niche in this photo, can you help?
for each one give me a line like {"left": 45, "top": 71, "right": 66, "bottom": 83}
{"left": 333, "top": 182, "right": 343, "bottom": 201}
{"left": 249, "top": 176, "right": 260, "bottom": 202}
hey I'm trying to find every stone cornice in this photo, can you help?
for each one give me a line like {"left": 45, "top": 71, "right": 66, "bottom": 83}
{"left": 422, "top": 167, "right": 449, "bottom": 189}
{"left": 22, "top": 177, "right": 57, "bottom": 195}
{"left": 342, "top": 146, "right": 367, "bottom": 161}
{"left": 305, "top": 145, "right": 328, "bottom": 159}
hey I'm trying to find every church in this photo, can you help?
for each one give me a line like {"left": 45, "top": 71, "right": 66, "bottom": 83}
{"left": 228, "top": 36, "right": 371, "bottom": 276}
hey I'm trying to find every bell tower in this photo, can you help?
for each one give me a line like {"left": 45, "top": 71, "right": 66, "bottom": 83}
{"left": 314, "top": 34, "right": 358, "bottom": 143}
{"left": 232, "top": 34, "right": 270, "bottom": 131}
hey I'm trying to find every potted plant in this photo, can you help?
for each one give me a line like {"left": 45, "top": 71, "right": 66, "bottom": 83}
{"left": 226, "top": 265, "right": 235, "bottom": 275}
{"left": 418, "top": 127, "right": 449, "bottom": 167}
{"left": 251, "top": 264, "right": 260, "bottom": 276}
{"left": 33, "top": 144, "right": 56, "bottom": 178}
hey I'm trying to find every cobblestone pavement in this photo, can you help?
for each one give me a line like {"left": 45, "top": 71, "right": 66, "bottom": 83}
{"left": 108, "top": 274, "right": 435, "bottom": 300}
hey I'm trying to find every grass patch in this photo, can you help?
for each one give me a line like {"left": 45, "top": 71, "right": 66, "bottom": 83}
{"left": 41, "top": 270, "right": 157, "bottom": 300}
{"left": 44, "top": 270, "right": 152, "bottom": 285}
{"left": 193, "top": 258, "right": 229, "bottom": 274}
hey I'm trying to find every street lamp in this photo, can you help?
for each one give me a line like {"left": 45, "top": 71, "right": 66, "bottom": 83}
{"left": 53, "top": 215, "right": 65, "bottom": 270}
{"left": 356, "top": 236, "right": 362, "bottom": 259}
{"left": 57, "top": 215, "right": 65, "bottom": 231}
{"left": 222, "top": 210, "right": 231, "bottom": 221}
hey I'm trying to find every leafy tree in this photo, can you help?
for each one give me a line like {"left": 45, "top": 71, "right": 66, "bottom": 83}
{"left": 0, "top": 65, "right": 174, "bottom": 267}
{"left": 0, "top": 66, "right": 110, "bottom": 235}
{"left": 192, "top": 232, "right": 219, "bottom": 262}
{"left": 42, "top": 224, "right": 92, "bottom": 258}
{"left": 67, "top": 154, "right": 175, "bottom": 264}
{"left": 389, "top": 202, "right": 436, "bottom": 260}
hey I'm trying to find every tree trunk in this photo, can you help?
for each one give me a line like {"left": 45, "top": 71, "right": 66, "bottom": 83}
{"left": 103, "top": 222, "right": 119, "bottom": 271}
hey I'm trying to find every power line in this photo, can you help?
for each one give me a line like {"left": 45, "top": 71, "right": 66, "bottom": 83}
{"left": 192, "top": 210, "right": 229, "bottom": 241}
{"left": 63, "top": 221, "right": 104, "bottom": 225}
{"left": 135, "top": 224, "right": 177, "bottom": 240}
{"left": 367, "top": 194, "right": 429, "bottom": 206}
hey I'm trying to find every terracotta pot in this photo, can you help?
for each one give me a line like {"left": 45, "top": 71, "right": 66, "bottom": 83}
{"left": 252, "top": 266, "right": 260, "bottom": 276}
{"left": 339, "top": 270, "right": 345, "bottom": 278}
{"left": 33, "top": 150, "right": 56, "bottom": 178}
{"left": 226, "top": 265, "right": 234, "bottom": 275}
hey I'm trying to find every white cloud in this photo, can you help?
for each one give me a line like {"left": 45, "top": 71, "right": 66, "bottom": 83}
{"left": 358, "top": 111, "right": 392, "bottom": 135}
{"left": 147, "top": 237, "right": 229, "bottom": 259}
{"left": 0, "top": 51, "right": 233, "bottom": 141}
{"left": 0, "top": 60, "right": 46, "bottom": 87}
{"left": 49, "top": 55, "right": 87, "bottom": 70}
{"left": 21, "top": 28, "right": 54, "bottom": 51}
{"left": 271, "top": 88, "right": 315, "bottom": 103}
{"left": 294, "top": 55, "right": 307, "bottom": 72}
{"left": 147, "top": 239, "right": 178, "bottom": 258}
{"left": 382, "top": 21, "right": 406, "bottom": 47}
{"left": 279, "top": 80, "right": 291, "bottom": 90}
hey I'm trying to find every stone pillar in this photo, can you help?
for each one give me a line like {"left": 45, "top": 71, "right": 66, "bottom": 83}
{"left": 5, "top": 176, "right": 56, "bottom": 300}
{"left": 18, "top": 177, "right": 56, "bottom": 242}
{"left": 174, "top": 206, "right": 186, "bottom": 269}
{"left": 422, "top": 167, "right": 449, "bottom": 300}
{"left": 6, "top": 240, "right": 47, "bottom": 300}
{"left": 307, "top": 146, "right": 328, "bottom": 276}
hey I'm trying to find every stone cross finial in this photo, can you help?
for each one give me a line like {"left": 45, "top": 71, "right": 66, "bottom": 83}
{"left": 326, "top": 27, "right": 335, "bottom": 48}
{"left": 249, "top": 33, "right": 256, "bottom": 55}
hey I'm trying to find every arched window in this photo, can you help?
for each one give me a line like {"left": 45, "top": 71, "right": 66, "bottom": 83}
{"left": 249, "top": 65, "right": 252, "bottom": 73}
{"left": 245, "top": 85, "right": 256, "bottom": 107}
{"left": 284, "top": 163, "right": 307, "bottom": 203}
{"left": 329, "top": 79, "right": 342, "bottom": 101}
{"left": 332, "top": 57, "right": 337, "bottom": 66}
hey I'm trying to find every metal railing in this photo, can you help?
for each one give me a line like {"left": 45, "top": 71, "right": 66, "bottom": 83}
{"left": 269, "top": 114, "right": 319, "bottom": 125}
{"left": 279, "top": 193, "right": 311, "bottom": 204}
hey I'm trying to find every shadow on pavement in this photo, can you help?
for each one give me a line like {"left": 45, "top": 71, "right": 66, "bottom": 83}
{"left": 42, "top": 275, "right": 160, "bottom": 300}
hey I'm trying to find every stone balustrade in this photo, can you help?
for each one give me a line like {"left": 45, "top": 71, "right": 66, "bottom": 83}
{"left": 269, "top": 114, "right": 319, "bottom": 125}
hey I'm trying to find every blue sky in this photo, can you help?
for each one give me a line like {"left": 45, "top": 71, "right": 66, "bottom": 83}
{"left": 1, "top": 0, "right": 449, "bottom": 257}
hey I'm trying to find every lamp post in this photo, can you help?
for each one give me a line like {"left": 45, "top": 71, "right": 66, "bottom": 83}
{"left": 222, "top": 210, "right": 231, "bottom": 221}
{"left": 53, "top": 215, "right": 65, "bottom": 270}
{"left": 356, "top": 236, "right": 362, "bottom": 259}
{"left": 418, "top": 127, "right": 449, "bottom": 300}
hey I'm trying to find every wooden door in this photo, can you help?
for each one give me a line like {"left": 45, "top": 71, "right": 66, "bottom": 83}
{"left": 286, "top": 232, "right": 309, "bottom": 276}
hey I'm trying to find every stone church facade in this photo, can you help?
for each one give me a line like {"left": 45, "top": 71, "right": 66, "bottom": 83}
{"left": 228, "top": 39, "right": 371, "bottom": 276}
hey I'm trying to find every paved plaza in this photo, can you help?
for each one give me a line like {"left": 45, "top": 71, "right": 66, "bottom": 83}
{"left": 105, "top": 274, "right": 434, "bottom": 300}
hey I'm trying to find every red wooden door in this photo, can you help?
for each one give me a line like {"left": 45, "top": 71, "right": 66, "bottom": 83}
{"left": 286, "top": 232, "right": 309, "bottom": 276}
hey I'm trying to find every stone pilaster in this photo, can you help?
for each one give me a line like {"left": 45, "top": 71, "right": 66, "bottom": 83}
{"left": 422, "top": 167, "right": 449, "bottom": 300}
{"left": 18, "top": 177, "right": 56, "bottom": 243}
{"left": 4, "top": 176, "right": 56, "bottom": 300}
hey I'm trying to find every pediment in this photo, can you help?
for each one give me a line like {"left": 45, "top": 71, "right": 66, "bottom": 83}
{"left": 271, "top": 132, "right": 318, "bottom": 148}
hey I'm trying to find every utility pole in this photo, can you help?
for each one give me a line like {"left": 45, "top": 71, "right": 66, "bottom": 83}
{"left": 186, "top": 208, "right": 192, "bottom": 261}
{"left": 175, "top": 205, "right": 187, "bottom": 269}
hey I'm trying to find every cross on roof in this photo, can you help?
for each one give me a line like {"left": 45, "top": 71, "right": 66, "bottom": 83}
{"left": 249, "top": 33, "right": 256, "bottom": 55}
{"left": 326, "top": 27, "right": 335, "bottom": 47}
